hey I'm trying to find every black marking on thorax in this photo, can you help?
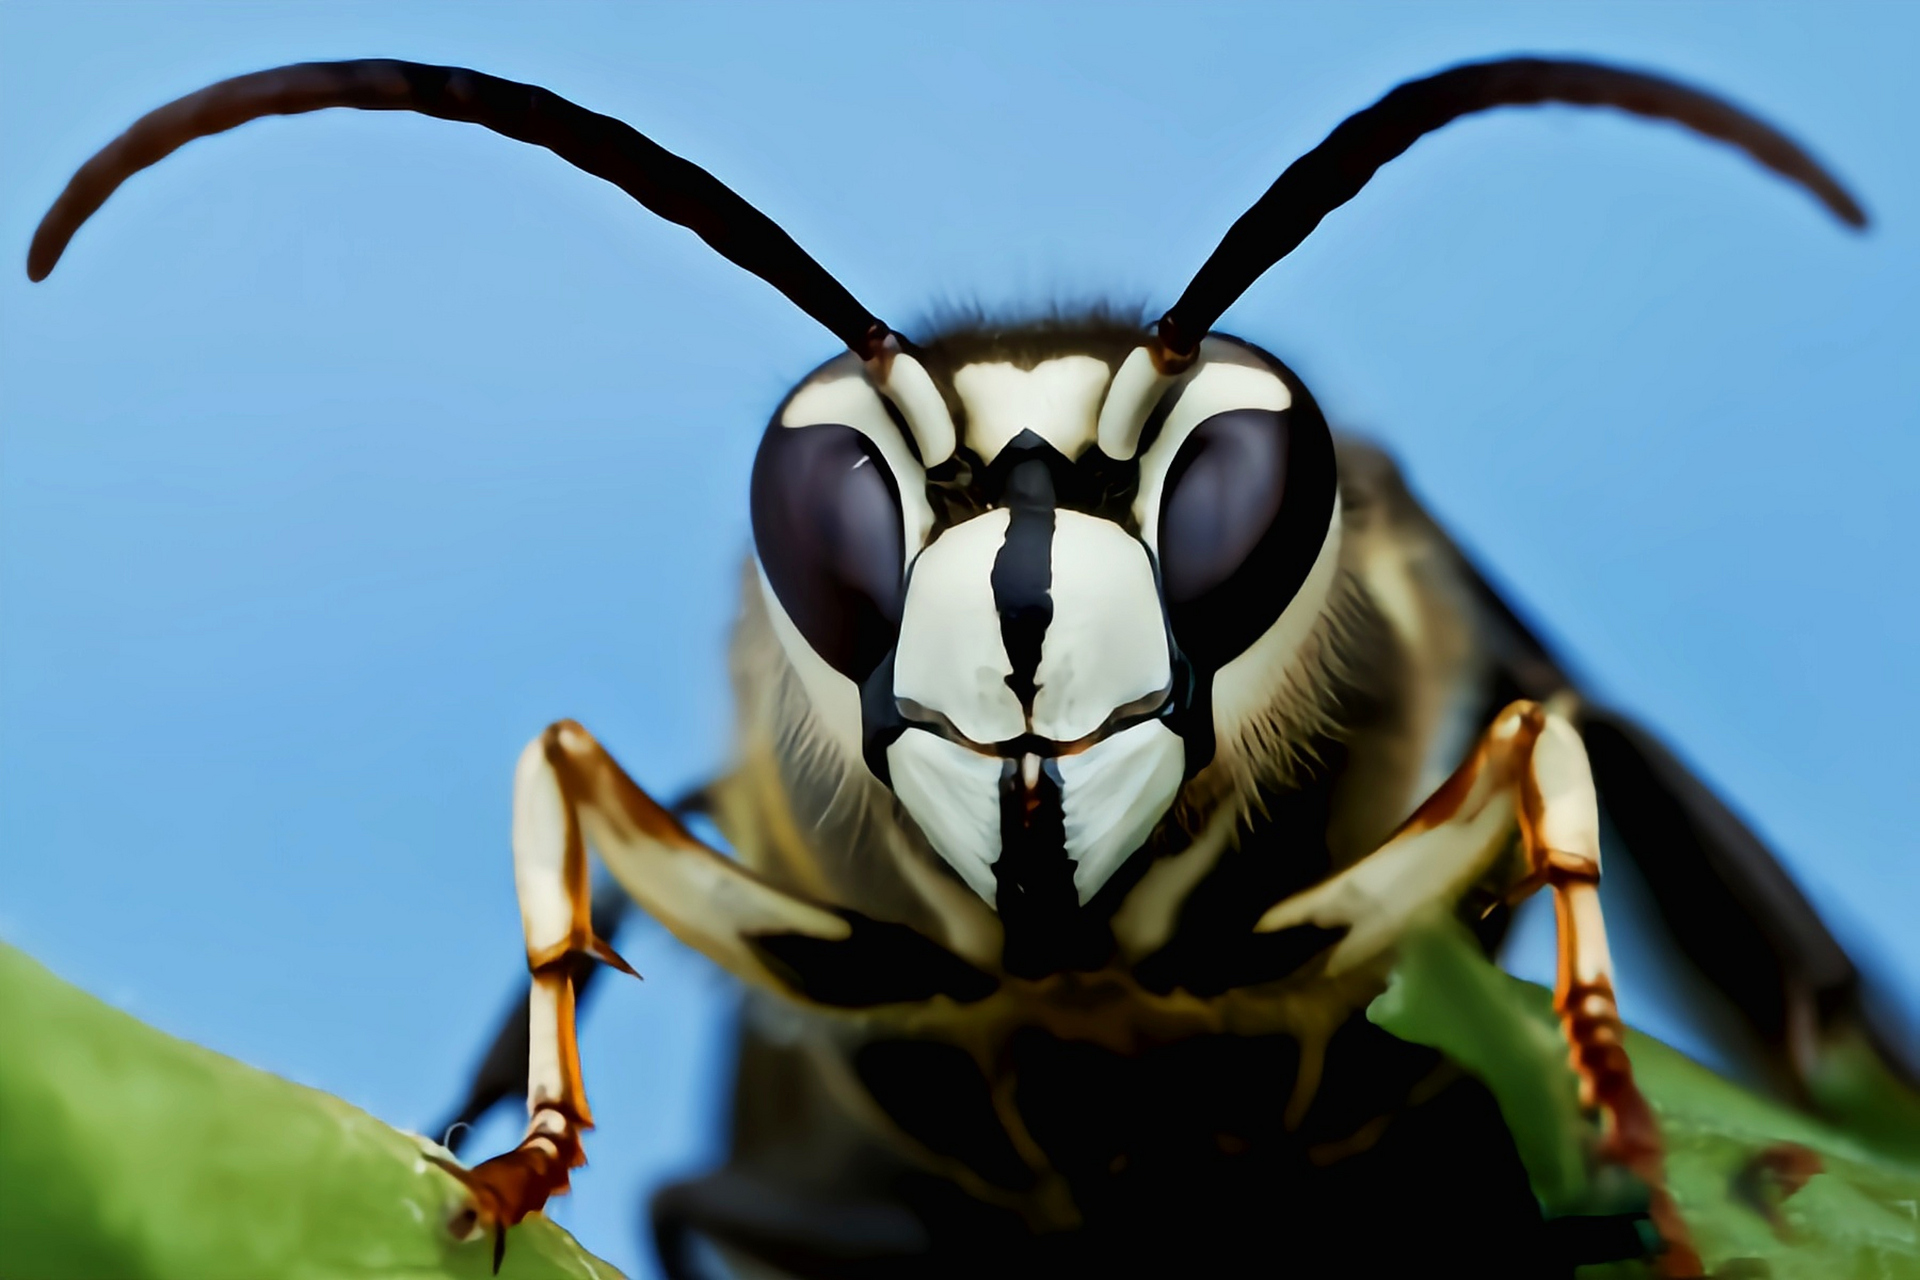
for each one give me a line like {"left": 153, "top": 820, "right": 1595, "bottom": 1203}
{"left": 680, "top": 1002, "right": 1641, "bottom": 1275}
{"left": 745, "top": 910, "right": 999, "bottom": 1007}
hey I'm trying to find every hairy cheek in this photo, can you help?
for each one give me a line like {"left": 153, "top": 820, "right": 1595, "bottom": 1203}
{"left": 1207, "top": 502, "right": 1344, "bottom": 759}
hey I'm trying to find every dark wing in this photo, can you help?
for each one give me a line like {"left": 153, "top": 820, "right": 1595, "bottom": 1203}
{"left": 1447, "top": 538, "right": 1920, "bottom": 1122}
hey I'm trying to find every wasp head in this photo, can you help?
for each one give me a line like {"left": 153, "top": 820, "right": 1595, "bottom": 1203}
{"left": 751, "top": 321, "right": 1341, "bottom": 927}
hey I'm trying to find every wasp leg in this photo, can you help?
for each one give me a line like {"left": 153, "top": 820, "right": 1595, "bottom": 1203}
{"left": 1256, "top": 701, "right": 1701, "bottom": 1276}
{"left": 1255, "top": 701, "right": 1550, "bottom": 975}
{"left": 435, "top": 787, "right": 715, "bottom": 1157}
{"left": 1449, "top": 525, "right": 1916, "bottom": 1104}
{"left": 434, "top": 875, "right": 633, "bottom": 1155}
{"left": 440, "top": 720, "right": 996, "bottom": 1249}
{"left": 434, "top": 720, "right": 856, "bottom": 1247}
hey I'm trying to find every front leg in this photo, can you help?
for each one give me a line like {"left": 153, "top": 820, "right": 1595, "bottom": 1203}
{"left": 1256, "top": 701, "right": 1700, "bottom": 1275}
{"left": 435, "top": 720, "right": 996, "bottom": 1262}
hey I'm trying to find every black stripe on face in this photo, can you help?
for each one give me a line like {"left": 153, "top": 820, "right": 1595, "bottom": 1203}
{"left": 990, "top": 457, "right": 1055, "bottom": 710}
{"left": 985, "top": 447, "right": 1121, "bottom": 975}
{"left": 997, "top": 757, "right": 1114, "bottom": 978}
{"left": 989, "top": 455, "right": 1108, "bottom": 975}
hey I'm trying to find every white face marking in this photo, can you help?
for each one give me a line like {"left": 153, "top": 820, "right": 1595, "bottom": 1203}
{"left": 892, "top": 511, "right": 1026, "bottom": 744}
{"left": 887, "top": 507, "right": 1185, "bottom": 906}
{"left": 883, "top": 491, "right": 1188, "bottom": 904}
{"left": 758, "top": 338, "right": 1339, "bottom": 914}
{"left": 886, "top": 728, "right": 1004, "bottom": 903}
{"left": 952, "top": 356, "right": 1113, "bottom": 462}
{"left": 1094, "top": 345, "right": 1176, "bottom": 461}
{"left": 1057, "top": 719, "right": 1185, "bottom": 902}
{"left": 1135, "top": 342, "right": 1293, "bottom": 551}
{"left": 780, "top": 366, "right": 933, "bottom": 557}
{"left": 875, "top": 349, "right": 958, "bottom": 465}
{"left": 1030, "top": 511, "right": 1170, "bottom": 742}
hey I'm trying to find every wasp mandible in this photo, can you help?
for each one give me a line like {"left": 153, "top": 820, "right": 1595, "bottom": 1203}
{"left": 29, "top": 54, "right": 1912, "bottom": 1279}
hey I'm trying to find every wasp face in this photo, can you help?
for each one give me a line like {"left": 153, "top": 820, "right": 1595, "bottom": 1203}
{"left": 752, "top": 331, "right": 1341, "bottom": 920}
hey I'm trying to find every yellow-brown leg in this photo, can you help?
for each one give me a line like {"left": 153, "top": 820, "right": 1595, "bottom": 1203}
{"left": 1257, "top": 701, "right": 1698, "bottom": 1274}
{"left": 433, "top": 720, "right": 854, "bottom": 1261}
{"left": 1515, "top": 706, "right": 1700, "bottom": 1276}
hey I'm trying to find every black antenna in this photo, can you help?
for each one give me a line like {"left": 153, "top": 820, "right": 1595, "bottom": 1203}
{"left": 28, "top": 60, "right": 891, "bottom": 358}
{"left": 1157, "top": 57, "right": 1867, "bottom": 360}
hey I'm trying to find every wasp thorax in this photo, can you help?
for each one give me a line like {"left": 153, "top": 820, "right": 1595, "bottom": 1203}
{"left": 751, "top": 335, "right": 1341, "bottom": 925}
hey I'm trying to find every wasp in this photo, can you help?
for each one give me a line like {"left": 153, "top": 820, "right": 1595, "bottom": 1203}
{"left": 29, "top": 54, "right": 1916, "bottom": 1279}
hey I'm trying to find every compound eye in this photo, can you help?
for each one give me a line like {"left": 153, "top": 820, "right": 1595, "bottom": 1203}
{"left": 1157, "top": 403, "right": 1336, "bottom": 670}
{"left": 751, "top": 423, "right": 906, "bottom": 682}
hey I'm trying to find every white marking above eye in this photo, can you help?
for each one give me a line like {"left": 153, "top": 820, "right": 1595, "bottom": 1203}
{"left": 1095, "top": 345, "right": 1177, "bottom": 461}
{"left": 780, "top": 368, "right": 933, "bottom": 556}
{"left": 1134, "top": 345, "right": 1292, "bottom": 551}
{"left": 953, "top": 356, "right": 1113, "bottom": 463}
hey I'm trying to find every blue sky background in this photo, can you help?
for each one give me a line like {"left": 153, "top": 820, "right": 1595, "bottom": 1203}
{"left": 2, "top": 3, "right": 1915, "bottom": 1274}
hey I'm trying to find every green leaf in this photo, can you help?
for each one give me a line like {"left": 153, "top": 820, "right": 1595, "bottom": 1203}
{"left": 1370, "top": 920, "right": 1920, "bottom": 1279}
{"left": 11, "top": 920, "right": 1920, "bottom": 1280}
{"left": 1367, "top": 916, "right": 1637, "bottom": 1218}
{"left": 0, "top": 941, "right": 622, "bottom": 1280}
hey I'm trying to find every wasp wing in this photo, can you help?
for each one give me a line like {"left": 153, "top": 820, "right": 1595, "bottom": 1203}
{"left": 1446, "top": 520, "right": 1920, "bottom": 1123}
